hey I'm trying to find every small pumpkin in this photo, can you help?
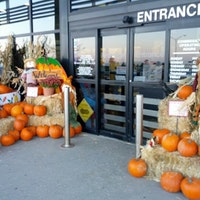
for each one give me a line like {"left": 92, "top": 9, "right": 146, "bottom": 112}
{"left": 20, "top": 127, "right": 33, "bottom": 141}
{"left": 177, "top": 85, "right": 193, "bottom": 99}
{"left": 8, "top": 130, "right": 20, "bottom": 141}
{"left": 16, "top": 114, "right": 29, "bottom": 125}
{"left": 127, "top": 158, "right": 147, "bottom": 178}
{"left": 36, "top": 125, "right": 49, "bottom": 138}
{"left": 23, "top": 103, "right": 35, "bottom": 115}
{"left": 13, "top": 119, "right": 26, "bottom": 131}
{"left": 49, "top": 124, "right": 63, "bottom": 139}
{"left": 26, "top": 126, "right": 37, "bottom": 136}
{"left": 180, "top": 131, "right": 190, "bottom": 139}
{"left": 33, "top": 105, "right": 47, "bottom": 116}
{"left": 177, "top": 138, "right": 198, "bottom": 157}
{"left": 152, "top": 128, "right": 170, "bottom": 144}
{"left": 161, "top": 133, "right": 180, "bottom": 152}
{"left": 10, "top": 105, "right": 23, "bottom": 117}
{"left": 160, "top": 171, "right": 184, "bottom": 193}
{"left": 74, "top": 124, "right": 82, "bottom": 135}
{"left": 0, "top": 109, "right": 8, "bottom": 118}
{"left": 181, "top": 177, "right": 200, "bottom": 200}
{"left": 0, "top": 84, "right": 13, "bottom": 94}
{"left": 3, "top": 103, "right": 15, "bottom": 115}
{"left": 1, "top": 134, "right": 15, "bottom": 146}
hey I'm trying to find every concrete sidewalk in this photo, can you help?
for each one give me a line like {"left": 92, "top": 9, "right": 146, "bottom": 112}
{"left": 0, "top": 133, "right": 186, "bottom": 200}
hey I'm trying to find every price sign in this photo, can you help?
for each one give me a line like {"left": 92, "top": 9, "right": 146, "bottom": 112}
{"left": 168, "top": 100, "right": 188, "bottom": 117}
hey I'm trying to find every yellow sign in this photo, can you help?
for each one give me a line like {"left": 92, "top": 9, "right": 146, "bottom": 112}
{"left": 78, "top": 98, "right": 94, "bottom": 122}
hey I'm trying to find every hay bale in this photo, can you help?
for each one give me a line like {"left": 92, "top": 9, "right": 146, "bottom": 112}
{"left": 141, "top": 146, "right": 200, "bottom": 182}
{"left": 0, "top": 117, "right": 14, "bottom": 136}
{"left": 25, "top": 93, "right": 63, "bottom": 114}
{"left": 158, "top": 97, "right": 193, "bottom": 134}
{"left": 28, "top": 114, "right": 64, "bottom": 127}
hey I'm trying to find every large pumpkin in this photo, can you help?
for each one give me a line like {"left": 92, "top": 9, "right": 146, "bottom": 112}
{"left": 1, "top": 134, "right": 15, "bottom": 146}
{"left": 10, "top": 105, "right": 23, "bottom": 117}
{"left": 127, "top": 158, "right": 147, "bottom": 178}
{"left": 36, "top": 125, "right": 49, "bottom": 138}
{"left": 177, "top": 85, "right": 193, "bottom": 99}
{"left": 177, "top": 138, "right": 198, "bottom": 157}
{"left": 161, "top": 133, "right": 180, "bottom": 152}
{"left": 49, "top": 124, "right": 63, "bottom": 139}
{"left": 181, "top": 177, "right": 200, "bottom": 200}
{"left": 160, "top": 171, "right": 184, "bottom": 193}
{"left": 152, "top": 128, "right": 170, "bottom": 144}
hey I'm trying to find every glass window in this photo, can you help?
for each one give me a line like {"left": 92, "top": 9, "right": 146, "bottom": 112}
{"left": 9, "top": 0, "right": 28, "bottom": 7}
{"left": 101, "top": 35, "right": 127, "bottom": 80}
{"left": 134, "top": 31, "right": 165, "bottom": 82}
{"left": 169, "top": 28, "right": 200, "bottom": 83}
{"left": 33, "top": 16, "right": 55, "bottom": 32}
{"left": 73, "top": 37, "right": 95, "bottom": 79}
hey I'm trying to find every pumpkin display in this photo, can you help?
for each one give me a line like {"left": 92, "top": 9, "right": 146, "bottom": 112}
{"left": 33, "top": 105, "right": 47, "bottom": 116}
{"left": 0, "top": 109, "right": 8, "bottom": 118}
{"left": 20, "top": 127, "right": 33, "bottom": 141}
{"left": 23, "top": 103, "right": 35, "bottom": 115}
{"left": 10, "top": 105, "right": 23, "bottom": 117}
{"left": 36, "top": 125, "right": 49, "bottom": 138}
{"left": 127, "top": 158, "right": 147, "bottom": 178}
{"left": 0, "top": 84, "right": 13, "bottom": 94}
{"left": 177, "top": 138, "right": 198, "bottom": 157}
{"left": 13, "top": 119, "right": 26, "bottom": 131}
{"left": 8, "top": 130, "right": 20, "bottom": 141}
{"left": 16, "top": 114, "right": 29, "bottom": 125}
{"left": 177, "top": 85, "right": 193, "bottom": 99}
{"left": 181, "top": 177, "right": 200, "bottom": 200}
{"left": 152, "top": 128, "right": 170, "bottom": 144}
{"left": 0, "top": 134, "right": 15, "bottom": 146}
{"left": 49, "top": 124, "right": 63, "bottom": 139}
{"left": 161, "top": 133, "right": 180, "bottom": 152}
{"left": 160, "top": 171, "right": 184, "bottom": 193}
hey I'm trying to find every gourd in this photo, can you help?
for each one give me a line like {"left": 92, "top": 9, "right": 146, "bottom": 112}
{"left": 127, "top": 158, "right": 147, "bottom": 178}
{"left": 160, "top": 171, "right": 184, "bottom": 193}
{"left": 177, "top": 138, "right": 198, "bottom": 157}
{"left": 181, "top": 177, "right": 200, "bottom": 200}
{"left": 177, "top": 85, "right": 193, "bottom": 99}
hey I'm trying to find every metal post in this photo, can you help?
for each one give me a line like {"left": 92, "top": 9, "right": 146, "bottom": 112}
{"left": 135, "top": 94, "right": 143, "bottom": 158}
{"left": 61, "top": 86, "right": 74, "bottom": 148}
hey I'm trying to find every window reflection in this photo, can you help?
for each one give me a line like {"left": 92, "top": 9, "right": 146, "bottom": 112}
{"left": 169, "top": 28, "right": 200, "bottom": 83}
{"left": 134, "top": 31, "right": 165, "bottom": 82}
{"left": 101, "top": 35, "right": 127, "bottom": 80}
{"left": 74, "top": 37, "right": 95, "bottom": 79}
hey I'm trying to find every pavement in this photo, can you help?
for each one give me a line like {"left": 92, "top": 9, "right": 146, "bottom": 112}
{"left": 0, "top": 133, "right": 187, "bottom": 200}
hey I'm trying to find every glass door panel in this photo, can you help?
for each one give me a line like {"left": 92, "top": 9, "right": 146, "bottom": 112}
{"left": 100, "top": 34, "right": 127, "bottom": 138}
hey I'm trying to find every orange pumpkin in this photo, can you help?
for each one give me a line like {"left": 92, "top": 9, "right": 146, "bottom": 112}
{"left": 161, "top": 133, "right": 180, "bottom": 152}
{"left": 74, "top": 124, "right": 82, "bottom": 135}
{"left": 1, "top": 134, "right": 15, "bottom": 146}
{"left": 180, "top": 131, "right": 190, "bottom": 139}
{"left": 3, "top": 103, "right": 15, "bottom": 115}
{"left": 160, "top": 171, "right": 184, "bottom": 193}
{"left": 13, "top": 119, "right": 26, "bottom": 131}
{"left": 177, "top": 85, "right": 193, "bottom": 99}
{"left": 23, "top": 103, "right": 34, "bottom": 115}
{"left": 26, "top": 126, "right": 37, "bottom": 136}
{"left": 181, "top": 177, "right": 200, "bottom": 200}
{"left": 152, "top": 128, "right": 170, "bottom": 144}
{"left": 177, "top": 138, "right": 198, "bottom": 157}
{"left": 127, "top": 158, "right": 147, "bottom": 178}
{"left": 0, "top": 109, "right": 8, "bottom": 118}
{"left": 8, "top": 130, "right": 20, "bottom": 141}
{"left": 20, "top": 127, "right": 33, "bottom": 141}
{"left": 49, "top": 124, "right": 63, "bottom": 139}
{"left": 10, "top": 105, "right": 23, "bottom": 117}
{"left": 0, "top": 84, "right": 14, "bottom": 94}
{"left": 36, "top": 125, "right": 49, "bottom": 138}
{"left": 33, "top": 105, "right": 47, "bottom": 116}
{"left": 16, "top": 114, "right": 29, "bottom": 125}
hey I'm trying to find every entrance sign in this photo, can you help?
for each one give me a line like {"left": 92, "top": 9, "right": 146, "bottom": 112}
{"left": 137, "top": 3, "right": 200, "bottom": 23}
{"left": 168, "top": 100, "right": 188, "bottom": 117}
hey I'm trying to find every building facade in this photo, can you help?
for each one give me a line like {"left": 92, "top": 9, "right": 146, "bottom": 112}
{"left": 0, "top": 0, "right": 200, "bottom": 142}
